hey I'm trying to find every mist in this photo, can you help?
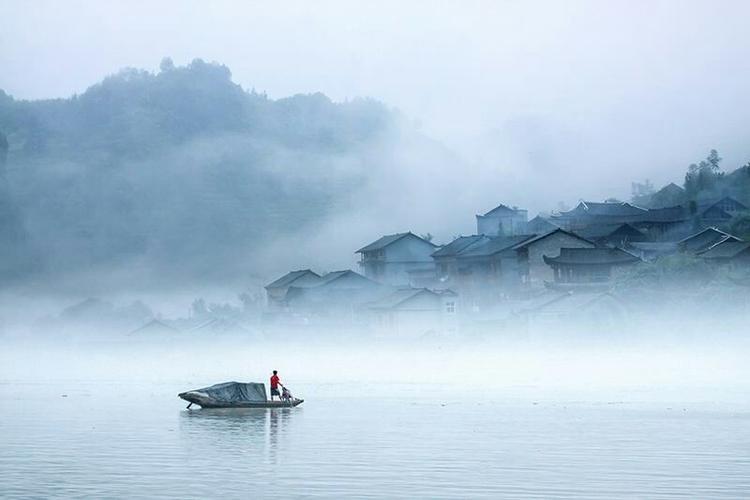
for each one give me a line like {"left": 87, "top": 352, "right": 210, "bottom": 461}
{"left": 3, "top": 1, "right": 750, "bottom": 209}
{"left": 3, "top": 3, "right": 750, "bottom": 497}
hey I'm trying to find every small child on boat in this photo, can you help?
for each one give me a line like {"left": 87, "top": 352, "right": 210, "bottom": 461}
{"left": 281, "top": 386, "right": 293, "bottom": 402}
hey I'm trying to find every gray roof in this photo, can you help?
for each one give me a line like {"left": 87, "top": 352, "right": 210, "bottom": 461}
{"left": 265, "top": 269, "right": 321, "bottom": 289}
{"left": 319, "top": 269, "right": 377, "bottom": 287}
{"left": 678, "top": 227, "right": 742, "bottom": 252}
{"left": 637, "top": 205, "right": 689, "bottom": 222}
{"left": 511, "top": 228, "right": 594, "bottom": 249}
{"left": 431, "top": 235, "right": 487, "bottom": 258}
{"left": 368, "top": 287, "right": 456, "bottom": 310}
{"left": 457, "top": 234, "right": 537, "bottom": 258}
{"left": 562, "top": 201, "right": 648, "bottom": 217}
{"left": 698, "top": 241, "right": 750, "bottom": 259}
{"left": 698, "top": 196, "right": 748, "bottom": 212}
{"left": 575, "top": 223, "right": 644, "bottom": 240}
{"left": 356, "top": 232, "right": 436, "bottom": 253}
{"left": 543, "top": 247, "right": 641, "bottom": 266}
{"left": 481, "top": 203, "right": 524, "bottom": 217}
{"left": 527, "top": 216, "right": 559, "bottom": 231}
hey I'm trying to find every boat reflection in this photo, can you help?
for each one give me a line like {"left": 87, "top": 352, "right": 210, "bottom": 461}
{"left": 179, "top": 407, "right": 298, "bottom": 458}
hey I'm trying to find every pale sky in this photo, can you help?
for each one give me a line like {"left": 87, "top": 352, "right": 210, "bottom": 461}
{"left": 2, "top": 0, "right": 750, "bottom": 211}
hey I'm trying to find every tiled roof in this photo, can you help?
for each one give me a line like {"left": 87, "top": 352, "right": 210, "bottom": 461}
{"left": 265, "top": 269, "right": 321, "bottom": 289}
{"left": 431, "top": 235, "right": 487, "bottom": 257}
{"left": 562, "top": 201, "right": 648, "bottom": 217}
{"left": 457, "top": 234, "right": 537, "bottom": 258}
{"left": 698, "top": 241, "right": 750, "bottom": 259}
{"left": 368, "top": 288, "right": 435, "bottom": 310}
{"left": 543, "top": 247, "right": 641, "bottom": 266}
{"left": 511, "top": 228, "right": 594, "bottom": 249}
{"left": 356, "top": 232, "right": 436, "bottom": 253}
{"left": 482, "top": 203, "right": 523, "bottom": 216}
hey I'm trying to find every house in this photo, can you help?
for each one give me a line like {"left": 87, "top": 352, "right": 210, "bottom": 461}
{"left": 527, "top": 215, "right": 559, "bottom": 234}
{"left": 367, "top": 288, "right": 458, "bottom": 337}
{"left": 625, "top": 241, "right": 679, "bottom": 261}
{"left": 551, "top": 201, "right": 648, "bottom": 230}
{"left": 543, "top": 247, "right": 641, "bottom": 286}
{"left": 128, "top": 319, "right": 180, "bottom": 337}
{"left": 575, "top": 223, "right": 647, "bottom": 247}
{"left": 453, "top": 234, "right": 537, "bottom": 298}
{"left": 285, "top": 269, "right": 383, "bottom": 318}
{"left": 265, "top": 269, "right": 322, "bottom": 310}
{"left": 510, "top": 228, "right": 596, "bottom": 287}
{"left": 697, "top": 240, "right": 750, "bottom": 268}
{"left": 431, "top": 235, "right": 489, "bottom": 279}
{"left": 698, "top": 196, "right": 747, "bottom": 217}
{"left": 430, "top": 229, "right": 595, "bottom": 302}
{"left": 678, "top": 227, "right": 742, "bottom": 254}
{"left": 631, "top": 205, "right": 690, "bottom": 240}
{"left": 356, "top": 232, "right": 437, "bottom": 285}
{"left": 475, "top": 203, "right": 528, "bottom": 236}
{"left": 648, "top": 183, "right": 686, "bottom": 208}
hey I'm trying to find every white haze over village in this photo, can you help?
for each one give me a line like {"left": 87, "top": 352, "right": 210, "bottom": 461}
{"left": 2, "top": 2, "right": 750, "bottom": 498}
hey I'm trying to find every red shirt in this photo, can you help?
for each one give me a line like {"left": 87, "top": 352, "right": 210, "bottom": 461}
{"left": 270, "top": 375, "right": 280, "bottom": 389}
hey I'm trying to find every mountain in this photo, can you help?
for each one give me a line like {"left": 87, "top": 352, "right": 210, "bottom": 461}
{"left": 0, "top": 59, "right": 406, "bottom": 286}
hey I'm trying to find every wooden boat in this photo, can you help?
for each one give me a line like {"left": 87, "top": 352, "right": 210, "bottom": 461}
{"left": 178, "top": 381, "right": 304, "bottom": 409}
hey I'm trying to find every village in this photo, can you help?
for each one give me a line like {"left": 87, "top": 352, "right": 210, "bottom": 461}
{"left": 262, "top": 184, "right": 750, "bottom": 338}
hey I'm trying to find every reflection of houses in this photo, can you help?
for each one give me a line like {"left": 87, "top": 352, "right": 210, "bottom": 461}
{"left": 543, "top": 247, "right": 641, "bottom": 286}
{"left": 678, "top": 227, "right": 742, "bottom": 254}
{"left": 367, "top": 288, "right": 458, "bottom": 337}
{"left": 265, "top": 269, "right": 322, "bottom": 310}
{"left": 698, "top": 240, "right": 750, "bottom": 268}
{"left": 356, "top": 232, "right": 437, "bottom": 285}
{"left": 476, "top": 204, "right": 528, "bottom": 236}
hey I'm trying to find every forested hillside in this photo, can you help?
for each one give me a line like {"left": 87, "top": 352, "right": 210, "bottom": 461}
{"left": 0, "top": 59, "right": 405, "bottom": 284}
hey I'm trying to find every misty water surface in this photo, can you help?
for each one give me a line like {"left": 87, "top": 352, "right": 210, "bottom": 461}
{"left": 2, "top": 339, "right": 749, "bottom": 498}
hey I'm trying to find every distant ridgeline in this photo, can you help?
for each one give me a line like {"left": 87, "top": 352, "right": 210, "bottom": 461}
{"left": 0, "top": 58, "right": 400, "bottom": 283}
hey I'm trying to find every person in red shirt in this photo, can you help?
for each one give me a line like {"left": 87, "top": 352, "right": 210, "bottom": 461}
{"left": 269, "top": 370, "right": 283, "bottom": 401}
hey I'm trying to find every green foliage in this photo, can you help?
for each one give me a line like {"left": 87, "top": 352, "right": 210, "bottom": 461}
{"left": 0, "top": 59, "right": 403, "bottom": 282}
{"left": 614, "top": 254, "right": 715, "bottom": 291}
{"left": 684, "top": 149, "right": 725, "bottom": 200}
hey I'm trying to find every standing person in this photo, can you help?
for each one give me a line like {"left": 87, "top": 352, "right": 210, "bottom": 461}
{"left": 270, "top": 370, "right": 283, "bottom": 401}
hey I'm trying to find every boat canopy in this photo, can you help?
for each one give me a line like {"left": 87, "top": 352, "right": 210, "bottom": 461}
{"left": 191, "top": 381, "right": 267, "bottom": 403}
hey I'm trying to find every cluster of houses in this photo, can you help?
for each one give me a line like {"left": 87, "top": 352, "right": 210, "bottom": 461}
{"left": 265, "top": 187, "right": 749, "bottom": 337}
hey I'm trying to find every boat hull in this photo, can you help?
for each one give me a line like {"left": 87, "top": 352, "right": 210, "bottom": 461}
{"left": 179, "top": 390, "right": 303, "bottom": 409}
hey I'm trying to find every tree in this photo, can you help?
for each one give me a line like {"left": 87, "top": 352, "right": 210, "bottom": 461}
{"left": 159, "top": 57, "right": 175, "bottom": 73}
{"left": 684, "top": 149, "right": 723, "bottom": 199}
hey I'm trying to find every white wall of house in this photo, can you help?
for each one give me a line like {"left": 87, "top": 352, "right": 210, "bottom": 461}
{"left": 523, "top": 233, "right": 595, "bottom": 286}
{"left": 362, "top": 235, "right": 436, "bottom": 285}
{"left": 476, "top": 211, "right": 528, "bottom": 236}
